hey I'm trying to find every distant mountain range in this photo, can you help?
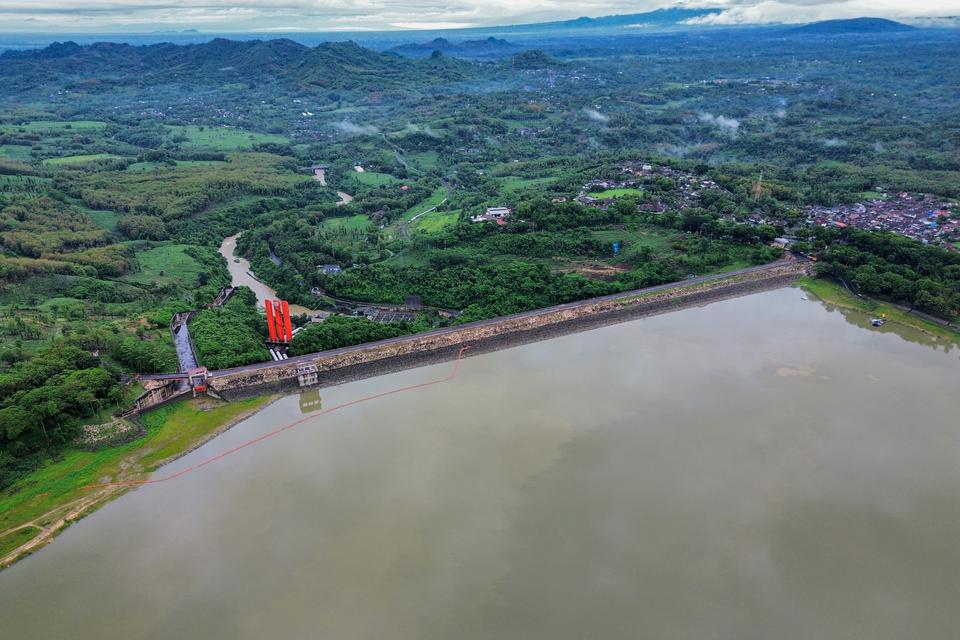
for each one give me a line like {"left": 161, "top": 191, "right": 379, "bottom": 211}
{"left": 0, "top": 38, "right": 474, "bottom": 93}
{"left": 388, "top": 37, "right": 523, "bottom": 60}
{"left": 787, "top": 17, "right": 918, "bottom": 34}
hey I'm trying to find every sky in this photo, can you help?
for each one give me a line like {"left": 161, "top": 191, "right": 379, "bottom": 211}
{"left": 0, "top": 0, "right": 956, "bottom": 33}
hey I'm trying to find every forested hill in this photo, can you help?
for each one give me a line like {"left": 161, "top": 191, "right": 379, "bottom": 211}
{"left": 0, "top": 38, "right": 476, "bottom": 94}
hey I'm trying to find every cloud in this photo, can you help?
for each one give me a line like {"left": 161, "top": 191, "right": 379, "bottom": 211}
{"left": 698, "top": 112, "right": 740, "bottom": 132}
{"left": 332, "top": 120, "right": 379, "bottom": 136}
{"left": 0, "top": 0, "right": 957, "bottom": 32}
{"left": 679, "top": 0, "right": 960, "bottom": 25}
{"left": 583, "top": 107, "right": 610, "bottom": 124}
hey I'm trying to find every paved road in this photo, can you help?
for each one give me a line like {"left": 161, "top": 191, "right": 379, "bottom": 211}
{"left": 200, "top": 261, "right": 797, "bottom": 380}
{"left": 140, "top": 261, "right": 794, "bottom": 382}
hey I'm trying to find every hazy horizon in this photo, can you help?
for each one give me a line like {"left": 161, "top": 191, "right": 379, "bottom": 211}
{"left": 0, "top": 1, "right": 956, "bottom": 34}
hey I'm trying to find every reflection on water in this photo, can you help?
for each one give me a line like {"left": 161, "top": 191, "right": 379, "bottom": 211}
{"left": 2, "top": 288, "right": 959, "bottom": 639}
{"left": 298, "top": 389, "right": 322, "bottom": 413}
{"left": 814, "top": 296, "right": 959, "bottom": 354}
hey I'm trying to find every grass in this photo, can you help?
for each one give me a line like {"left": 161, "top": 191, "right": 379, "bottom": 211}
{"left": 499, "top": 176, "right": 555, "bottom": 195}
{"left": 126, "top": 161, "right": 165, "bottom": 172}
{"left": 0, "top": 395, "right": 272, "bottom": 540}
{"left": 167, "top": 125, "right": 288, "bottom": 151}
{"left": 42, "top": 153, "right": 125, "bottom": 165}
{"left": 799, "top": 277, "right": 960, "bottom": 342}
{"left": 591, "top": 225, "right": 672, "bottom": 262}
{"left": 858, "top": 191, "right": 886, "bottom": 201}
{"left": 413, "top": 210, "right": 459, "bottom": 234}
{"left": 321, "top": 214, "right": 372, "bottom": 231}
{"left": 86, "top": 208, "right": 119, "bottom": 231}
{"left": 401, "top": 187, "right": 446, "bottom": 221}
{"left": 123, "top": 244, "right": 204, "bottom": 287}
{"left": 589, "top": 187, "right": 645, "bottom": 199}
{"left": 349, "top": 171, "right": 399, "bottom": 187}
{"left": 406, "top": 151, "right": 439, "bottom": 171}
{"left": 0, "top": 528, "right": 40, "bottom": 558}
{"left": 0, "top": 120, "right": 107, "bottom": 134}
{"left": 0, "top": 144, "right": 33, "bottom": 161}
{"left": 0, "top": 175, "right": 51, "bottom": 190}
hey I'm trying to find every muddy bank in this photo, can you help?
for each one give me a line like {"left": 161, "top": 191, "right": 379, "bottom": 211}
{"left": 218, "top": 233, "right": 315, "bottom": 315}
{"left": 212, "top": 263, "right": 806, "bottom": 400}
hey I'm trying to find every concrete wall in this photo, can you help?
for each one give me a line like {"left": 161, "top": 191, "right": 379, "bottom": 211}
{"left": 212, "top": 264, "right": 805, "bottom": 400}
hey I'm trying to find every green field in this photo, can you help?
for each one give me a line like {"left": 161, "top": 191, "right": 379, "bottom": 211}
{"left": 500, "top": 176, "right": 556, "bottom": 195}
{"left": 167, "top": 125, "right": 288, "bottom": 151}
{"left": 349, "top": 171, "right": 399, "bottom": 187}
{"left": 406, "top": 151, "right": 439, "bottom": 171}
{"left": 123, "top": 243, "right": 205, "bottom": 287}
{"left": 591, "top": 226, "right": 672, "bottom": 261}
{"left": 42, "top": 153, "right": 125, "bottom": 165}
{"left": 126, "top": 161, "right": 165, "bottom": 172}
{"left": 0, "top": 144, "right": 32, "bottom": 161}
{"left": 88, "top": 209, "right": 120, "bottom": 231}
{"left": 321, "top": 214, "right": 372, "bottom": 231}
{"left": 0, "top": 120, "right": 108, "bottom": 134}
{"left": 589, "top": 187, "right": 644, "bottom": 199}
{"left": 402, "top": 187, "right": 447, "bottom": 221}
{"left": 412, "top": 210, "right": 459, "bottom": 234}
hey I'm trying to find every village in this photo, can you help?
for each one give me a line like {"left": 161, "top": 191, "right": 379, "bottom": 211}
{"left": 803, "top": 192, "right": 959, "bottom": 248}
{"left": 574, "top": 163, "right": 731, "bottom": 212}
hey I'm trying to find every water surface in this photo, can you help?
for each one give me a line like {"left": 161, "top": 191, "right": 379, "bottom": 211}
{"left": 2, "top": 288, "right": 959, "bottom": 639}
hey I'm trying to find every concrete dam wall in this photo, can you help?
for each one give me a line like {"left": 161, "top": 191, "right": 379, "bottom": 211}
{"left": 209, "top": 263, "right": 807, "bottom": 400}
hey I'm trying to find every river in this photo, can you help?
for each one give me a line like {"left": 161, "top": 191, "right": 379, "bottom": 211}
{"left": 2, "top": 288, "right": 959, "bottom": 639}
{"left": 218, "top": 234, "right": 315, "bottom": 315}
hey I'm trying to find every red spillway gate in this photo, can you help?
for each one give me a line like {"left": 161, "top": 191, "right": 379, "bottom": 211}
{"left": 266, "top": 298, "right": 293, "bottom": 343}
{"left": 265, "top": 298, "right": 278, "bottom": 342}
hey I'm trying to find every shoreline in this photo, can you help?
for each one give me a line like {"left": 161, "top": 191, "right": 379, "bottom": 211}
{"left": 0, "top": 395, "right": 277, "bottom": 571}
{"left": 798, "top": 277, "right": 960, "bottom": 344}
{"left": 1, "top": 265, "right": 805, "bottom": 570}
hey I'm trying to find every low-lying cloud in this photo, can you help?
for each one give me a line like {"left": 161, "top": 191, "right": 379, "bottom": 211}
{"left": 698, "top": 112, "right": 740, "bottom": 133}
{"left": 583, "top": 108, "right": 610, "bottom": 124}
{"left": 332, "top": 120, "right": 379, "bottom": 136}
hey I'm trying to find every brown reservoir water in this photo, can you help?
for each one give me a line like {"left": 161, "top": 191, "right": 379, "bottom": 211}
{"left": 2, "top": 288, "right": 959, "bottom": 639}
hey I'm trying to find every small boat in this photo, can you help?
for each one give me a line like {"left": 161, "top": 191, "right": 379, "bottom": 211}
{"left": 871, "top": 318, "right": 886, "bottom": 327}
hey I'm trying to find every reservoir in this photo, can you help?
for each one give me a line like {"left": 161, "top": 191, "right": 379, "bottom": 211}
{"left": 2, "top": 287, "right": 959, "bottom": 639}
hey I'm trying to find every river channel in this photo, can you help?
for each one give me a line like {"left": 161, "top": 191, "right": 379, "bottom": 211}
{"left": 218, "top": 234, "right": 314, "bottom": 315}
{"left": 2, "top": 287, "right": 959, "bottom": 639}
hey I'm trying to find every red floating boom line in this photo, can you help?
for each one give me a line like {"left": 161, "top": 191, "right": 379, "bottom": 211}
{"left": 265, "top": 298, "right": 278, "bottom": 342}
{"left": 84, "top": 345, "right": 471, "bottom": 490}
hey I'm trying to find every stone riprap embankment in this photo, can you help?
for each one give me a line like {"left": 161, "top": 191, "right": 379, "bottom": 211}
{"left": 209, "top": 262, "right": 807, "bottom": 399}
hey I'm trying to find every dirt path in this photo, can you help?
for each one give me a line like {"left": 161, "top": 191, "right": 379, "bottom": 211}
{"left": 336, "top": 191, "right": 353, "bottom": 206}
{"left": 0, "top": 489, "right": 120, "bottom": 568}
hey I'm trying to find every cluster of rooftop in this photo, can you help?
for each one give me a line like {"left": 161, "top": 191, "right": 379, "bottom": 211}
{"left": 804, "top": 192, "right": 958, "bottom": 247}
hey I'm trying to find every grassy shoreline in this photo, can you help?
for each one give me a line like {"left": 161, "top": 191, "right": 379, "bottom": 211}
{"left": 0, "top": 394, "right": 275, "bottom": 570}
{"left": 798, "top": 276, "right": 960, "bottom": 342}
